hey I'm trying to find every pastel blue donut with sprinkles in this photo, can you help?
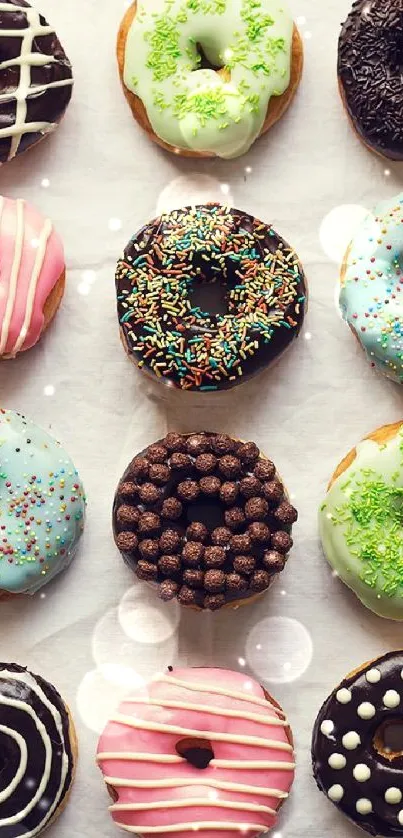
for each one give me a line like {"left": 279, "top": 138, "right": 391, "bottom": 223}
{"left": 340, "top": 193, "right": 403, "bottom": 384}
{"left": 0, "top": 409, "right": 85, "bottom": 595}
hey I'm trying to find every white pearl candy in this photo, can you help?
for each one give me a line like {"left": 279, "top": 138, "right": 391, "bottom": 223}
{"left": 342, "top": 731, "right": 361, "bottom": 750}
{"left": 353, "top": 764, "right": 371, "bottom": 782}
{"left": 328, "top": 753, "right": 346, "bottom": 770}
{"left": 357, "top": 702, "right": 376, "bottom": 720}
{"left": 383, "top": 690, "right": 401, "bottom": 709}
{"left": 366, "top": 668, "right": 381, "bottom": 684}
{"left": 356, "top": 798, "right": 372, "bottom": 815}
{"left": 385, "top": 788, "right": 402, "bottom": 805}
{"left": 398, "top": 810, "right": 403, "bottom": 825}
{"left": 328, "top": 784, "right": 344, "bottom": 802}
{"left": 336, "top": 688, "right": 352, "bottom": 704}
{"left": 320, "top": 720, "right": 334, "bottom": 738}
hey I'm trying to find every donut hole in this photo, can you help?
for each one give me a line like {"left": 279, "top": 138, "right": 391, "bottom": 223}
{"left": 176, "top": 736, "right": 214, "bottom": 769}
{"left": 187, "top": 498, "right": 226, "bottom": 531}
{"left": 188, "top": 278, "right": 228, "bottom": 317}
{"left": 373, "top": 720, "right": 403, "bottom": 761}
{"left": 194, "top": 42, "right": 224, "bottom": 73}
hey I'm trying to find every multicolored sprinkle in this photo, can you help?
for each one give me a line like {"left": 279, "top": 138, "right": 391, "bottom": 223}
{"left": 116, "top": 204, "right": 307, "bottom": 391}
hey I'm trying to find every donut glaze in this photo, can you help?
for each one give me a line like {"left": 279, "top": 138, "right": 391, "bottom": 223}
{"left": 116, "top": 204, "right": 307, "bottom": 391}
{"left": 0, "top": 196, "right": 64, "bottom": 357}
{"left": 312, "top": 651, "right": 403, "bottom": 837}
{"left": 97, "top": 667, "right": 295, "bottom": 838}
{"left": 338, "top": 1, "right": 403, "bottom": 160}
{"left": 113, "top": 432, "right": 297, "bottom": 610}
{"left": 0, "top": 0, "right": 73, "bottom": 163}
{"left": 122, "top": 0, "right": 293, "bottom": 158}
{"left": 0, "top": 409, "right": 85, "bottom": 595}
{"left": 0, "top": 662, "right": 75, "bottom": 837}
{"left": 319, "top": 422, "right": 403, "bottom": 621}
{"left": 339, "top": 194, "right": 403, "bottom": 384}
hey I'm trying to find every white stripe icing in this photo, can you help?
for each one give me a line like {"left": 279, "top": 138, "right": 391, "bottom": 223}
{"left": 103, "top": 777, "right": 287, "bottom": 798}
{"left": 114, "top": 822, "right": 268, "bottom": 833}
{"left": 157, "top": 675, "right": 285, "bottom": 715}
{"left": 0, "top": 197, "right": 24, "bottom": 355}
{"left": 125, "top": 697, "right": 287, "bottom": 726}
{"left": 96, "top": 753, "right": 295, "bottom": 770}
{"left": 110, "top": 799, "right": 276, "bottom": 815}
{"left": 11, "top": 217, "right": 53, "bottom": 354}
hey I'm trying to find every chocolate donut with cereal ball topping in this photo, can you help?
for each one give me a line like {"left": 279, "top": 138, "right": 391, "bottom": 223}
{"left": 116, "top": 204, "right": 307, "bottom": 392}
{"left": 312, "top": 651, "right": 403, "bottom": 837}
{"left": 113, "top": 431, "right": 297, "bottom": 611}
{"left": 338, "top": 0, "right": 403, "bottom": 160}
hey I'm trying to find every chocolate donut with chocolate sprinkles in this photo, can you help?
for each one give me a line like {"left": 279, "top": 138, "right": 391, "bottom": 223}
{"left": 338, "top": 0, "right": 403, "bottom": 160}
{"left": 113, "top": 432, "right": 297, "bottom": 611}
{"left": 116, "top": 203, "right": 307, "bottom": 392}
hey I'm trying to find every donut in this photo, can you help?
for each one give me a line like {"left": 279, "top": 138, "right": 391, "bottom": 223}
{"left": 339, "top": 194, "right": 403, "bottom": 384}
{"left": 116, "top": 0, "right": 303, "bottom": 159}
{"left": 0, "top": 661, "right": 76, "bottom": 837}
{"left": 116, "top": 204, "right": 307, "bottom": 391}
{"left": 0, "top": 196, "right": 66, "bottom": 358}
{"left": 113, "top": 431, "right": 297, "bottom": 611}
{"left": 312, "top": 651, "right": 403, "bottom": 837}
{"left": 338, "top": 1, "right": 403, "bottom": 161}
{"left": 0, "top": 409, "right": 86, "bottom": 596}
{"left": 97, "top": 666, "right": 295, "bottom": 837}
{"left": 0, "top": 0, "right": 73, "bottom": 164}
{"left": 319, "top": 420, "right": 403, "bottom": 620}
{"left": 339, "top": 193, "right": 403, "bottom": 384}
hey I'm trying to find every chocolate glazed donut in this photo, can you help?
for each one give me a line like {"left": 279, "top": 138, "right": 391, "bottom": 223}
{"left": 338, "top": 0, "right": 403, "bottom": 160}
{"left": 0, "top": 0, "right": 73, "bottom": 163}
{"left": 312, "top": 651, "right": 403, "bottom": 837}
{"left": 0, "top": 662, "right": 75, "bottom": 837}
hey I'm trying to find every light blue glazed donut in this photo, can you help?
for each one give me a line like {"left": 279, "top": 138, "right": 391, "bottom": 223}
{"left": 0, "top": 409, "right": 85, "bottom": 595}
{"left": 339, "top": 193, "right": 403, "bottom": 384}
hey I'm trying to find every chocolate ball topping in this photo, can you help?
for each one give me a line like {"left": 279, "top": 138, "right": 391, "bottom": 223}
{"left": 113, "top": 432, "right": 297, "bottom": 611}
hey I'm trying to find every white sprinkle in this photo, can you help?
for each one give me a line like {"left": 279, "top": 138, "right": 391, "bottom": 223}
{"left": 366, "top": 669, "right": 381, "bottom": 684}
{"left": 353, "top": 764, "right": 371, "bottom": 782}
{"left": 356, "top": 798, "right": 372, "bottom": 815}
{"left": 357, "top": 702, "right": 376, "bottom": 720}
{"left": 328, "top": 753, "right": 346, "bottom": 770}
{"left": 328, "top": 784, "right": 344, "bottom": 802}
{"left": 385, "top": 788, "right": 402, "bottom": 805}
{"left": 398, "top": 810, "right": 403, "bottom": 825}
{"left": 320, "top": 720, "right": 334, "bottom": 738}
{"left": 336, "top": 688, "right": 352, "bottom": 704}
{"left": 238, "top": 657, "right": 246, "bottom": 667}
{"left": 342, "top": 731, "right": 361, "bottom": 750}
{"left": 383, "top": 690, "right": 400, "bottom": 709}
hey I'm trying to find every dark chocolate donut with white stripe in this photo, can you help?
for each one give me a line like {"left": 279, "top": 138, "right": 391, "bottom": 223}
{"left": 0, "top": 0, "right": 73, "bottom": 163}
{"left": 312, "top": 651, "right": 403, "bottom": 836}
{"left": 0, "top": 662, "right": 76, "bottom": 837}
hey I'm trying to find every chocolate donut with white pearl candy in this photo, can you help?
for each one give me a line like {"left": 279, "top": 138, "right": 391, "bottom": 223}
{"left": 312, "top": 651, "right": 403, "bottom": 836}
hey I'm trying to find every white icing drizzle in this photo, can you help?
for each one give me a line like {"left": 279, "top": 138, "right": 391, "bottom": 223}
{"left": 357, "top": 702, "right": 376, "bottom": 720}
{"left": 328, "top": 784, "right": 344, "bottom": 802}
{"left": 385, "top": 788, "right": 402, "bottom": 804}
{"left": 336, "top": 689, "right": 352, "bottom": 705}
{"left": 353, "top": 764, "right": 371, "bottom": 782}
{"left": 356, "top": 798, "right": 372, "bottom": 815}
{"left": 114, "top": 822, "right": 269, "bottom": 833}
{"left": 0, "top": 4, "right": 73, "bottom": 161}
{"left": 110, "top": 715, "right": 292, "bottom": 751}
{"left": 103, "top": 777, "right": 287, "bottom": 798}
{"left": 320, "top": 720, "right": 334, "bottom": 738}
{"left": 11, "top": 218, "right": 53, "bottom": 354}
{"left": 157, "top": 675, "right": 285, "bottom": 716}
{"left": 109, "top": 799, "right": 276, "bottom": 815}
{"left": 125, "top": 697, "right": 287, "bottom": 727}
{"left": 0, "top": 197, "right": 24, "bottom": 355}
{"left": 328, "top": 753, "right": 346, "bottom": 770}
{"left": 0, "top": 726, "right": 27, "bottom": 803}
{"left": 0, "top": 669, "right": 69, "bottom": 837}
{"left": 96, "top": 754, "right": 295, "bottom": 770}
{"left": 366, "top": 669, "right": 381, "bottom": 684}
{"left": 383, "top": 690, "right": 401, "bottom": 709}
{"left": 342, "top": 731, "right": 361, "bottom": 750}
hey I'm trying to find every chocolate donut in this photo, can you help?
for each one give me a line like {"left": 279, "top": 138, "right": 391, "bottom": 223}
{"left": 0, "top": 662, "right": 76, "bottom": 836}
{"left": 312, "top": 651, "right": 403, "bottom": 836}
{"left": 113, "top": 432, "right": 297, "bottom": 611}
{"left": 0, "top": 0, "right": 73, "bottom": 164}
{"left": 338, "top": 1, "right": 403, "bottom": 160}
{"left": 116, "top": 203, "right": 307, "bottom": 392}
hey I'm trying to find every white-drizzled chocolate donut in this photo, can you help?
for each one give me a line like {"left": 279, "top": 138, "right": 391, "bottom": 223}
{"left": 0, "top": 662, "right": 75, "bottom": 837}
{"left": 312, "top": 651, "right": 403, "bottom": 836}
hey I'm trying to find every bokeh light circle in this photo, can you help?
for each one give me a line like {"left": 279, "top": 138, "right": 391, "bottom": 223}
{"left": 245, "top": 616, "right": 313, "bottom": 684}
{"left": 319, "top": 204, "right": 368, "bottom": 264}
{"left": 76, "top": 666, "right": 145, "bottom": 734}
{"left": 118, "top": 584, "right": 180, "bottom": 644}
{"left": 156, "top": 174, "right": 234, "bottom": 216}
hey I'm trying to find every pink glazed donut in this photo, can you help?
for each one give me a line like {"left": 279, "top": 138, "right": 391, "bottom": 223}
{"left": 0, "top": 196, "right": 65, "bottom": 358}
{"left": 97, "top": 667, "right": 295, "bottom": 838}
